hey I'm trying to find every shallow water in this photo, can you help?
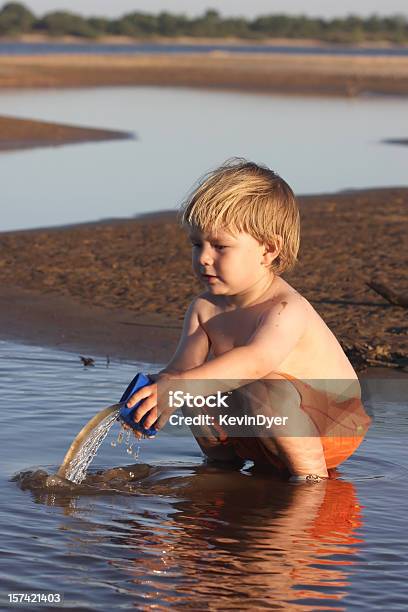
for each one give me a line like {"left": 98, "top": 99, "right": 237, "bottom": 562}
{"left": 1, "top": 340, "right": 408, "bottom": 610}
{"left": 1, "top": 87, "right": 408, "bottom": 231}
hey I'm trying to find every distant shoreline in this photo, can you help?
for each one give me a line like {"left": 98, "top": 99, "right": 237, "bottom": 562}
{"left": 1, "top": 52, "right": 408, "bottom": 97}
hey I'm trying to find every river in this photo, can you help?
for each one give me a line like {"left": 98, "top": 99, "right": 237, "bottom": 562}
{"left": 1, "top": 86, "right": 407, "bottom": 231}
{"left": 1, "top": 341, "right": 407, "bottom": 610}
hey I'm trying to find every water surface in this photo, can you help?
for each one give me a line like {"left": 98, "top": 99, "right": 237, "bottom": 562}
{"left": 1, "top": 340, "right": 407, "bottom": 610}
{"left": 1, "top": 87, "right": 407, "bottom": 232}
{"left": 2, "top": 41, "right": 408, "bottom": 57}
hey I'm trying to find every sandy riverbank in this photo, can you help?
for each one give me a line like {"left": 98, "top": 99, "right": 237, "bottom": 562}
{"left": 0, "top": 115, "right": 133, "bottom": 151}
{"left": 0, "top": 187, "right": 407, "bottom": 372}
{"left": 1, "top": 53, "right": 408, "bottom": 96}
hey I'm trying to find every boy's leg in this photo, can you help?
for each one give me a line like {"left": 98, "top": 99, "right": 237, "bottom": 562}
{"left": 181, "top": 402, "right": 244, "bottom": 466}
{"left": 236, "top": 379, "right": 329, "bottom": 477}
{"left": 195, "top": 435, "right": 244, "bottom": 465}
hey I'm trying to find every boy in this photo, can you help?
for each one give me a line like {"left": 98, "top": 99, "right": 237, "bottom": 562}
{"left": 126, "top": 159, "right": 371, "bottom": 480}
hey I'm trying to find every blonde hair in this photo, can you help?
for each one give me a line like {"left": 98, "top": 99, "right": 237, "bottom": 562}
{"left": 180, "top": 158, "right": 300, "bottom": 275}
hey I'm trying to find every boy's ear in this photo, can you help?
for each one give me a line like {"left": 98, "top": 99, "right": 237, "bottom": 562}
{"left": 262, "top": 236, "right": 283, "bottom": 266}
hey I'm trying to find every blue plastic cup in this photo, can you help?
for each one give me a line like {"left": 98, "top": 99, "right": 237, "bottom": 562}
{"left": 118, "top": 373, "right": 157, "bottom": 438}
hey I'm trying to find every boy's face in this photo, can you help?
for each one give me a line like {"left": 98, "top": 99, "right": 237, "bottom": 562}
{"left": 189, "top": 226, "right": 273, "bottom": 296}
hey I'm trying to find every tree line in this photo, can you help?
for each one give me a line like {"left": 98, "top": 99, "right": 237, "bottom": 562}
{"left": 0, "top": 2, "right": 407, "bottom": 44}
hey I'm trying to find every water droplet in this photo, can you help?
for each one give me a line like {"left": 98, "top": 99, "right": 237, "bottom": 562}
{"left": 133, "top": 445, "right": 141, "bottom": 460}
{"left": 117, "top": 431, "right": 123, "bottom": 444}
{"left": 127, "top": 445, "right": 133, "bottom": 455}
{"left": 126, "top": 430, "right": 131, "bottom": 445}
{"left": 110, "top": 440, "right": 117, "bottom": 447}
{"left": 129, "top": 471, "right": 134, "bottom": 478}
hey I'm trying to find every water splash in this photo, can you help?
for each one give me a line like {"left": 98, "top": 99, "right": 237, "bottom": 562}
{"left": 63, "top": 409, "right": 120, "bottom": 484}
{"left": 56, "top": 403, "right": 144, "bottom": 485}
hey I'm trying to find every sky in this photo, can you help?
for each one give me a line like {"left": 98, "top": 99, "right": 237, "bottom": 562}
{"left": 20, "top": 1, "right": 408, "bottom": 19}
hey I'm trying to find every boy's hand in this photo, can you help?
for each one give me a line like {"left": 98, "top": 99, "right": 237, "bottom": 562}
{"left": 125, "top": 372, "right": 174, "bottom": 437}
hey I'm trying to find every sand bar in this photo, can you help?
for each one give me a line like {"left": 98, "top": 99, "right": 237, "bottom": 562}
{"left": 0, "top": 115, "right": 133, "bottom": 151}
{"left": 1, "top": 53, "right": 408, "bottom": 96}
{"left": 0, "top": 188, "right": 407, "bottom": 372}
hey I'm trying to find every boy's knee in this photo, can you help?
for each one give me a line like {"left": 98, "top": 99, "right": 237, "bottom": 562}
{"left": 236, "top": 379, "right": 301, "bottom": 417}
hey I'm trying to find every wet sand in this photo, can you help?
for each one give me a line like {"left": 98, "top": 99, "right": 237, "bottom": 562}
{"left": 0, "top": 187, "right": 407, "bottom": 372}
{"left": 1, "top": 52, "right": 408, "bottom": 96}
{"left": 0, "top": 115, "right": 133, "bottom": 151}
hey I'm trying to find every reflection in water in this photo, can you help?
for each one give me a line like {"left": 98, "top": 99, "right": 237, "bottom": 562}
{"left": 15, "top": 463, "right": 363, "bottom": 610}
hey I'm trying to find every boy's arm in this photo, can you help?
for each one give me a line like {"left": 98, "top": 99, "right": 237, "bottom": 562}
{"left": 174, "top": 297, "right": 306, "bottom": 391}
{"left": 158, "top": 297, "right": 210, "bottom": 376}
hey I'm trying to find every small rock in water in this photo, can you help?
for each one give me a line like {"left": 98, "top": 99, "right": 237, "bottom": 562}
{"left": 45, "top": 475, "right": 71, "bottom": 488}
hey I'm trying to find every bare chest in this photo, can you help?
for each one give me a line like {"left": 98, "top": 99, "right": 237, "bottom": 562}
{"left": 203, "top": 309, "right": 260, "bottom": 356}
{"left": 204, "top": 304, "right": 357, "bottom": 385}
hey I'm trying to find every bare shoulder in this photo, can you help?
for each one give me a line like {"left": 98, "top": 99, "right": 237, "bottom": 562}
{"left": 192, "top": 291, "right": 222, "bottom": 323}
{"left": 273, "top": 280, "right": 359, "bottom": 383}
{"left": 187, "top": 292, "right": 213, "bottom": 311}
{"left": 258, "top": 278, "right": 309, "bottom": 328}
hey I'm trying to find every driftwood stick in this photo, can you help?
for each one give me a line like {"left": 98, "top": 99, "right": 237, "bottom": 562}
{"left": 365, "top": 358, "right": 400, "bottom": 368}
{"left": 366, "top": 279, "right": 408, "bottom": 308}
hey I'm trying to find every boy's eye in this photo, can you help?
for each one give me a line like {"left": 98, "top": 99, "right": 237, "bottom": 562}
{"left": 190, "top": 242, "right": 227, "bottom": 250}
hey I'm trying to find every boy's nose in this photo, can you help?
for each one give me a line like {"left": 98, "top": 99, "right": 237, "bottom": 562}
{"left": 198, "top": 245, "right": 213, "bottom": 266}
